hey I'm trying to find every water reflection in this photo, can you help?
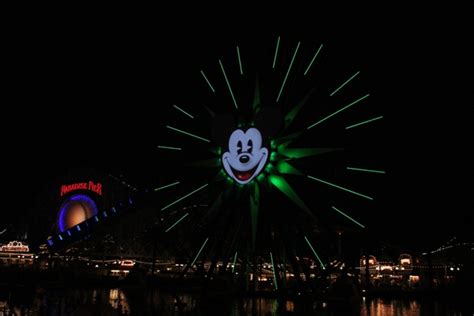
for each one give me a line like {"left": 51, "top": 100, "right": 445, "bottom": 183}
{"left": 0, "top": 287, "right": 468, "bottom": 315}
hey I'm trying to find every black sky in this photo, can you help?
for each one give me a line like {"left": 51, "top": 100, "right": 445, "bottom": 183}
{"left": 2, "top": 16, "right": 472, "bottom": 252}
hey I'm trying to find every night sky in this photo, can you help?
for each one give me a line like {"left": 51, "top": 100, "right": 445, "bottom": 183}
{"left": 3, "top": 18, "right": 472, "bottom": 254}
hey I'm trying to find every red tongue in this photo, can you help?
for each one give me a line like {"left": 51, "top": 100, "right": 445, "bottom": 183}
{"left": 237, "top": 172, "right": 252, "bottom": 181}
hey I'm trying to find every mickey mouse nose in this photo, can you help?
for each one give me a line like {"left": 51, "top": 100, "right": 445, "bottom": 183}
{"left": 239, "top": 155, "right": 250, "bottom": 163}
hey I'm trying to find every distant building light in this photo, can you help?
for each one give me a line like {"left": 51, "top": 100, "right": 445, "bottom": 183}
{"left": 67, "top": 230, "right": 72, "bottom": 236}
{"left": 58, "top": 235, "right": 63, "bottom": 241}
{"left": 77, "top": 225, "right": 81, "bottom": 232}
{"left": 450, "top": 267, "right": 454, "bottom": 271}
{"left": 0, "top": 241, "right": 30, "bottom": 253}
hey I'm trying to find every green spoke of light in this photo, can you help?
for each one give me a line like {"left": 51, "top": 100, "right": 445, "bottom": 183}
{"left": 304, "top": 43, "right": 323, "bottom": 76}
{"left": 185, "top": 158, "right": 221, "bottom": 168}
{"left": 331, "top": 206, "right": 365, "bottom": 228}
{"left": 347, "top": 167, "right": 385, "bottom": 174}
{"left": 276, "top": 161, "right": 303, "bottom": 175}
{"left": 219, "top": 59, "right": 238, "bottom": 109}
{"left": 250, "top": 182, "right": 260, "bottom": 249}
{"left": 276, "top": 41, "right": 301, "bottom": 102}
{"left": 232, "top": 251, "right": 238, "bottom": 273}
{"left": 173, "top": 104, "right": 194, "bottom": 119}
{"left": 270, "top": 252, "right": 278, "bottom": 290}
{"left": 154, "top": 181, "right": 180, "bottom": 192}
{"left": 330, "top": 71, "right": 360, "bottom": 96}
{"left": 269, "top": 175, "right": 313, "bottom": 216}
{"left": 272, "top": 36, "right": 280, "bottom": 69}
{"left": 307, "top": 93, "right": 370, "bottom": 130}
{"left": 236, "top": 46, "right": 243, "bottom": 75}
{"left": 307, "top": 175, "right": 373, "bottom": 200}
{"left": 346, "top": 115, "right": 383, "bottom": 130}
{"left": 272, "top": 131, "right": 304, "bottom": 150}
{"left": 253, "top": 77, "right": 261, "bottom": 111}
{"left": 191, "top": 237, "right": 209, "bottom": 267}
{"left": 157, "top": 145, "right": 182, "bottom": 151}
{"left": 161, "top": 183, "right": 209, "bottom": 211}
{"left": 165, "top": 213, "right": 189, "bottom": 232}
{"left": 200, "top": 70, "right": 215, "bottom": 93}
{"left": 279, "top": 148, "right": 342, "bottom": 159}
{"left": 304, "top": 236, "right": 325, "bottom": 269}
{"left": 283, "top": 88, "right": 315, "bottom": 130}
{"left": 166, "top": 125, "right": 210, "bottom": 143}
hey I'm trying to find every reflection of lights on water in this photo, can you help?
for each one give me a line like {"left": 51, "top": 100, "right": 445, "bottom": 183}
{"left": 108, "top": 288, "right": 130, "bottom": 314}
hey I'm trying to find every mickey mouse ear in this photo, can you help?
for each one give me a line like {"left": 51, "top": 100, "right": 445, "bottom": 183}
{"left": 212, "top": 114, "right": 237, "bottom": 146}
{"left": 255, "top": 107, "right": 282, "bottom": 138}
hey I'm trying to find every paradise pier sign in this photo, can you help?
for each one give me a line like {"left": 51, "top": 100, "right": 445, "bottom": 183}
{"left": 60, "top": 181, "right": 102, "bottom": 197}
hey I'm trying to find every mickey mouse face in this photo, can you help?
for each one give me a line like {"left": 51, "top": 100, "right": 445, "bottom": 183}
{"left": 222, "top": 128, "right": 268, "bottom": 184}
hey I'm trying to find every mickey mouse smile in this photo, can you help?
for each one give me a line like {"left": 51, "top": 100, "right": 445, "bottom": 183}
{"left": 222, "top": 128, "right": 268, "bottom": 184}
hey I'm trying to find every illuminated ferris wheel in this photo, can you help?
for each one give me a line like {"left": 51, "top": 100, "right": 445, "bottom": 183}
{"left": 151, "top": 36, "right": 385, "bottom": 288}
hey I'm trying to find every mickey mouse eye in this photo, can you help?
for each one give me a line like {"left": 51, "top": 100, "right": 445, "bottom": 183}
{"left": 237, "top": 140, "right": 243, "bottom": 154}
{"left": 247, "top": 139, "right": 253, "bottom": 153}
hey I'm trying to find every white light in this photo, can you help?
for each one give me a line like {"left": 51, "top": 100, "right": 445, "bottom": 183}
{"left": 450, "top": 267, "right": 454, "bottom": 271}
{"left": 95, "top": 264, "right": 99, "bottom": 268}
{"left": 457, "top": 267, "right": 460, "bottom": 271}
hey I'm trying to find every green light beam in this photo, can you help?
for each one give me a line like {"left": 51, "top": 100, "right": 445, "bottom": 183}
{"left": 185, "top": 158, "right": 220, "bottom": 168}
{"left": 307, "top": 93, "right": 370, "bottom": 130}
{"left": 166, "top": 125, "right": 210, "bottom": 143}
{"left": 200, "top": 70, "right": 215, "bottom": 93}
{"left": 219, "top": 60, "right": 238, "bottom": 109}
{"left": 276, "top": 41, "right": 301, "bottom": 102}
{"left": 346, "top": 115, "right": 383, "bottom": 130}
{"left": 157, "top": 145, "right": 182, "bottom": 151}
{"left": 161, "top": 183, "right": 209, "bottom": 211}
{"left": 191, "top": 237, "right": 209, "bottom": 267}
{"left": 232, "top": 251, "right": 238, "bottom": 273}
{"left": 272, "top": 36, "right": 280, "bottom": 69}
{"left": 173, "top": 104, "right": 194, "bottom": 119}
{"left": 347, "top": 167, "right": 385, "bottom": 174}
{"left": 303, "top": 43, "right": 323, "bottom": 76}
{"left": 304, "top": 236, "right": 325, "bottom": 269}
{"left": 250, "top": 183, "right": 260, "bottom": 249}
{"left": 236, "top": 46, "right": 243, "bottom": 75}
{"left": 276, "top": 161, "right": 303, "bottom": 175}
{"left": 165, "top": 213, "right": 189, "bottom": 232}
{"left": 283, "top": 88, "right": 315, "bottom": 130}
{"left": 270, "top": 252, "right": 278, "bottom": 290}
{"left": 154, "top": 181, "right": 180, "bottom": 192}
{"left": 331, "top": 206, "right": 365, "bottom": 228}
{"left": 330, "top": 71, "right": 360, "bottom": 96}
{"left": 279, "top": 147, "right": 342, "bottom": 159}
{"left": 269, "top": 175, "right": 313, "bottom": 216}
{"left": 306, "top": 175, "right": 373, "bottom": 200}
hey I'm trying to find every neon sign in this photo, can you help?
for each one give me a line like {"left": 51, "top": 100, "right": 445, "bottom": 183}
{"left": 222, "top": 128, "right": 268, "bottom": 184}
{"left": 60, "top": 181, "right": 102, "bottom": 196}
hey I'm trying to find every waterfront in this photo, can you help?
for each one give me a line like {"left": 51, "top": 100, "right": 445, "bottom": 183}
{"left": 0, "top": 287, "right": 470, "bottom": 315}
